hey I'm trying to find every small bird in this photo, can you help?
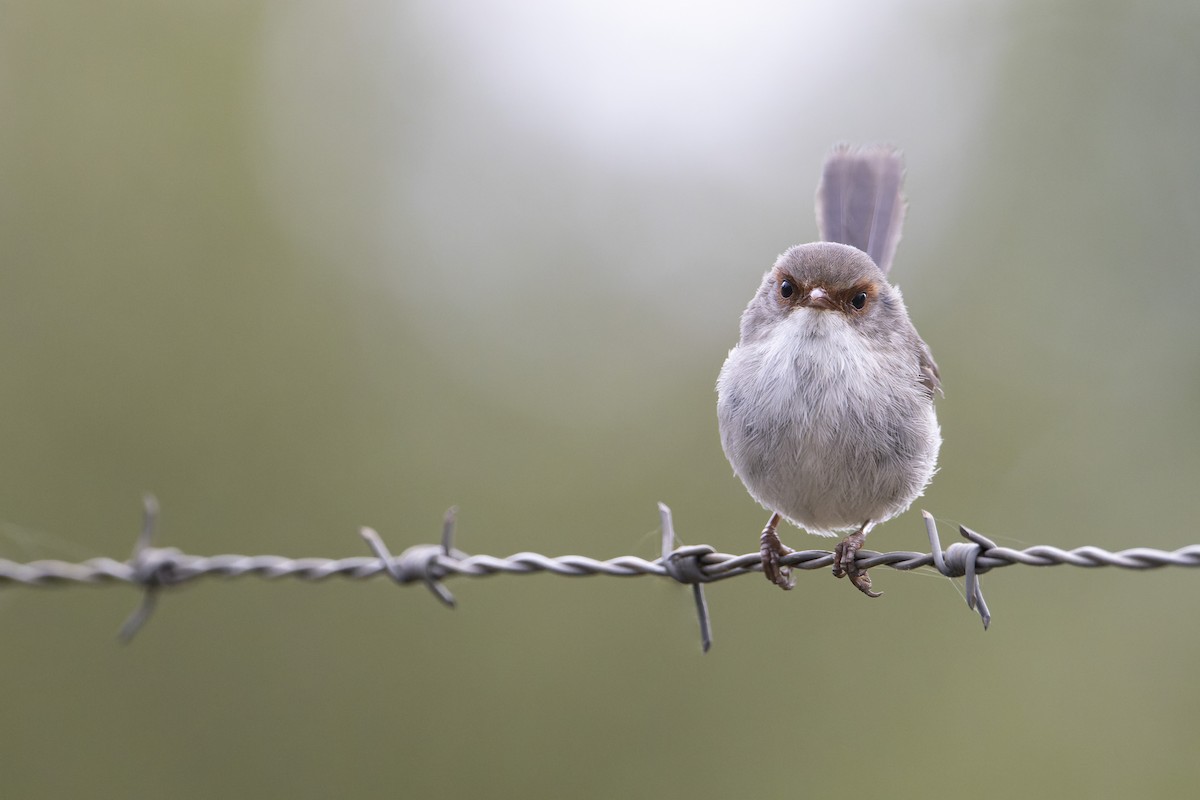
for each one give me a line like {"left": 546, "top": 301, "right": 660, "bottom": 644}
{"left": 716, "top": 144, "right": 941, "bottom": 596}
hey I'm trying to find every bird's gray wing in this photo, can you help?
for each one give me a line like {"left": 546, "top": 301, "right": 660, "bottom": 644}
{"left": 917, "top": 336, "right": 942, "bottom": 399}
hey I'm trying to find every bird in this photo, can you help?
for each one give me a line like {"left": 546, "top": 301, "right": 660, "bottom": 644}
{"left": 715, "top": 144, "right": 941, "bottom": 596}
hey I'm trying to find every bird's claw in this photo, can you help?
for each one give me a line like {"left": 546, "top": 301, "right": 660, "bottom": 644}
{"left": 833, "top": 530, "right": 882, "bottom": 598}
{"left": 760, "top": 520, "right": 795, "bottom": 590}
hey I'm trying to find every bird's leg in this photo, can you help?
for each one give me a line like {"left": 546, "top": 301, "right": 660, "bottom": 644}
{"left": 832, "top": 521, "right": 881, "bottom": 598}
{"left": 759, "top": 512, "right": 795, "bottom": 590}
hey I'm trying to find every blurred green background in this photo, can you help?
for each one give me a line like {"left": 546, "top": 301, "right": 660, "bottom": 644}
{"left": 2, "top": 1, "right": 1199, "bottom": 797}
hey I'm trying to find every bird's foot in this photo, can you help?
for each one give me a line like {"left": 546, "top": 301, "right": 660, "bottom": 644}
{"left": 759, "top": 514, "right": 794, "bottom": 590}
{"left": 832, "top": 529, "right": 881, "bottom": 598}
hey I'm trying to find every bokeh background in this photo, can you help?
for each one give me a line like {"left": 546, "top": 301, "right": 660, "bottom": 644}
{"left": 2, "top": 1, "right": 1199, "bottom": 797}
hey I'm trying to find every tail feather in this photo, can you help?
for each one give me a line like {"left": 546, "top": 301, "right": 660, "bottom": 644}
{"left": 815, "top": 144, "right": 907, "bottom": 274}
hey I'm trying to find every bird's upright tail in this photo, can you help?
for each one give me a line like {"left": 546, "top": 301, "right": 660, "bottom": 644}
{"left": 815, "top": 144, "right": 907, "bottom": 275}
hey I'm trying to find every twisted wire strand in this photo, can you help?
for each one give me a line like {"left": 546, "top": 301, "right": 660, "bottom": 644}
{"left": 5, "top": 544, "right": 1199, "bottom": 588}
{"left": 2, "top": 499, "right": 1197, "bottom": 648}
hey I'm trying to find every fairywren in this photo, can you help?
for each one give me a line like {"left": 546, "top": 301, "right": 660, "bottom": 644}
{"left": 716, "top": 144, "right": 941, "bottom": 596}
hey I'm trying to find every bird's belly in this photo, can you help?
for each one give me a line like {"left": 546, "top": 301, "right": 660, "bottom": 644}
{"left": 717, "top": 330, "right": 940, "bottom": 534}
{"left": 746, "top": 412, "right": 934, "bottom": 533}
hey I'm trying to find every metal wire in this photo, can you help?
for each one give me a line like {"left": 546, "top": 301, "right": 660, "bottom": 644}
{"left": 2, "top": 498, "right": 1198, "bottom": 649}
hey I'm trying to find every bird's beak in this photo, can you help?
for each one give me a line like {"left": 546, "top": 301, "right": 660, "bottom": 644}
{"left": 804, "top": 286, "right": 836, "bottom": 310}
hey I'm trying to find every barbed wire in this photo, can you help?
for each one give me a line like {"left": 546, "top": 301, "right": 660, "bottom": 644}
{"left": 2, "top": 497, "right": 1198, "bottom": 650}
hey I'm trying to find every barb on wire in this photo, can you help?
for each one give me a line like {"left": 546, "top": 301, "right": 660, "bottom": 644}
{"left": 2, "top": 499, "right": 1199, "bottom": 649}
{"left": 361, "top": 505, "right": 460, "bottom": 608}
{"left": 118, "top": 494, "right": 166, "bottom": 643}
{"left": 659, "top": 502, "right": 714, "bottom": 652}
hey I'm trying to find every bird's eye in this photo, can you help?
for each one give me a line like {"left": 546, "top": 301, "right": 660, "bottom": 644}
{"left": 780, "top": 280, "right": 795, "bottom": 299}
{"left": 851, "top": 291, "right": 868, "bottom": 310}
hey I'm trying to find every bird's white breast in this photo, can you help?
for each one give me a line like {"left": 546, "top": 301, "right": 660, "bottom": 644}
{"left": 717, "top": 309, "right": 940, "bottom": 534}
